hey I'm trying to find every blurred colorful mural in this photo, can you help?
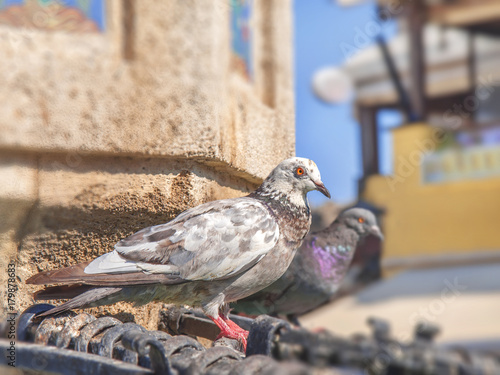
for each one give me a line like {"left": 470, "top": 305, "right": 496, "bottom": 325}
{"left": 0, "top": 0, "right": 105, "bottom": 32}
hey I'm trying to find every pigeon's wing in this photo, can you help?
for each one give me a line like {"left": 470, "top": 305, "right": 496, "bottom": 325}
{"left": 84, "top": 197, "right": 280, "bottom": 281}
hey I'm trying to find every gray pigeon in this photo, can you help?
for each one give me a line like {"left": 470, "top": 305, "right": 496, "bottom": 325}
{"left": 232, "top": 208, "right": 383, "bottom": 323}
{"left": 27, "top": 157, "right": 330, "bottom": 350}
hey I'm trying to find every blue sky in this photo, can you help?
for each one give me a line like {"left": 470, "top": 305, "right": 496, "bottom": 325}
{"left": 294, "top": 0, "right": 400, "bottom": 205}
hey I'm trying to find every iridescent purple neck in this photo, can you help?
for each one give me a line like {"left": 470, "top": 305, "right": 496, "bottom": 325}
{"left": 310, "top": 238, "right": 350, "bottom": 280}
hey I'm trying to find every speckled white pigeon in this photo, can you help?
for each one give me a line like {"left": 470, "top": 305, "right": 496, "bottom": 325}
{"left": 27, "top": 157, "right": 330, "bottom": 350}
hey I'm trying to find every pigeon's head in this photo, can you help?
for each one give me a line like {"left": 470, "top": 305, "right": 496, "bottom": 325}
{"left": 337, "top": 208, "right": 383, "bottom": 240}
{"left": 261, "top": 157, "right": 330, "bottom": 199}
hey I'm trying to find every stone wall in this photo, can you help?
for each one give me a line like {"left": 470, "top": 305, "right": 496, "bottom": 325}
{"left": 0, "top": 0, "right": 295, "bottom": 329}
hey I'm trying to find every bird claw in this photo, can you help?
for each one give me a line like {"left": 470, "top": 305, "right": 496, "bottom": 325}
{"left": 225, "top": 319, "right": 249, "bottom": 335}
{"left": 215, "top": 330, "right": 248, "bottom": 351}
{"left": 312, "top": 327, "right": 327, "bottom": 333}
{"left": 210, "top": 315, "right": 249, "bottom": 352}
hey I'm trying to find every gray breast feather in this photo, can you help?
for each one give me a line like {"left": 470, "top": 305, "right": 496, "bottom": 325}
{"left": 85, "top": 198, "right": 280, "bottom": 281}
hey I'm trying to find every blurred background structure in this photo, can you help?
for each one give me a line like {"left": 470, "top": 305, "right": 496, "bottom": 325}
{"left": 0, "top": 0, "right": 295, "bottom": 328}
{"left": 300, "top": 0, "right": 500, "bottom": 347}
{"left": 302, "top": 0, "right": 500, "bottom": 259}
{"left": 350, "top": 0, "right": 500, "bottom": 260}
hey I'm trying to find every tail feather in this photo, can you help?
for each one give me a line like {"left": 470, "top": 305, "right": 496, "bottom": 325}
{"left": 27, "top": 262, "right": 91, "bottom": 285}
{"left": 27, "top": 261, "right": 185, "bottom": 287}
{"left": 34, "top": 284, "right": 94, "bottom": 301}
{"left": 37, "top": 287, "right": 123, "bottom": 317}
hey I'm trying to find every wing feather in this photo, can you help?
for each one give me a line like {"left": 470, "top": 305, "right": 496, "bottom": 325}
{"left": 84, "top": 198, "right": 279, "bottom": 281}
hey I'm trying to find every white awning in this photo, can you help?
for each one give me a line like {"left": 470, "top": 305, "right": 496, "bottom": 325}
{"left": 336, "top": 24, "right": 500, "bottom": 106}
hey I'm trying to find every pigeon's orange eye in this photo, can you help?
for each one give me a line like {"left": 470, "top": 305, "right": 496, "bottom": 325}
{"left": 358, "top": 217, "right": 365, "bottom": 223}
{"left": 296, "top": 167, "right": 304, "bottom": 176}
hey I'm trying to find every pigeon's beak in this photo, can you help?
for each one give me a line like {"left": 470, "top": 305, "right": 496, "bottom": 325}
{"left": 370, "top": 225, "right": 384, "bottom": 240}
{"left": 313, "top": 180, "right": 331, "bottom": 199}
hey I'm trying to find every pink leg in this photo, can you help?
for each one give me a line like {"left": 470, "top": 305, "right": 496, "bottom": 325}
{"left": 312, "top": 327, "right": 327, "bottom": 333}
{"left": 209, "top": 315, "right": 248, "bottom": 351}
{"left": 220, "top": 309, "right": 249, "bottom": 335}
{"left": 224, "top": 316, "right": 249, "bottom": 336}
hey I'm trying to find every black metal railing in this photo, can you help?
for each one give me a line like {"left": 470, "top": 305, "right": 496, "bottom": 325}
{"left": 1, "top": 304, "right": 500, "bottom": 374}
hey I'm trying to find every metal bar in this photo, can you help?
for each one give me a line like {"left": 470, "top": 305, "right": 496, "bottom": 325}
{"left": 407, "top": 0, "right": 427, "bottom": 121}
{"left": 0, "top": 339, "right": 153, "bottom": 375}
{"left": 179, "top": 314, "right": 219, "bottom": 341}
{"left": 467, "top": 31, "right": 477, "bottom": 92}
{"left": 163, "top": 308, "right": 254, "bottom": 341}
{"left": 6, "top": 305, "right": 500, "bottom": 374}
{"left": 358, "top": 106, "right": 379, "bottom": 178}
{"left": 376, "top": 35, "right": 416, "bottom": 122}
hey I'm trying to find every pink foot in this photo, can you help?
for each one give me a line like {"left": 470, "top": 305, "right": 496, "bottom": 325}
{"left": 312, "top": 327, "right": 327, "bottom": 333}
{"left": 210, "top": 315, "right": 248, "bottom": 351}
{"left": 225, "top": 318, "right": 249, "bottom": 336}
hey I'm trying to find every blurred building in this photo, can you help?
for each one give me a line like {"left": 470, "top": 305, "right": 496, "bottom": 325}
{"left": 341, "top": 0, "right": 500, "bottom": 263}
{"left": 299, "top": 0, "right": 500, "bottom": 347}
{"left": 0, "top": 0, "right": 295, "bottom": 327}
